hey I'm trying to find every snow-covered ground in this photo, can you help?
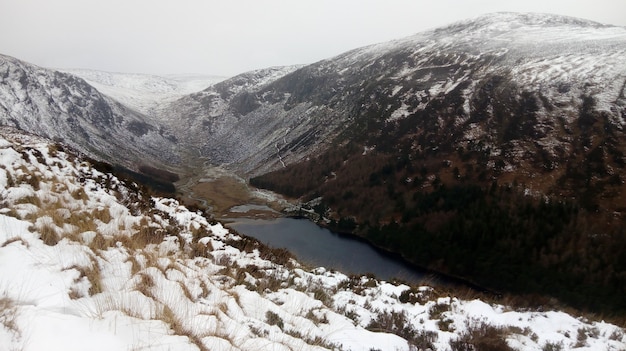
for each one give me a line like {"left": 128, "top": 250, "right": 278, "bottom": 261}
{"left": 61, "top": 69, "right": 227, "bottom": 115}
{"left": 0, "top": 127, "right": 624, "bottom": 350}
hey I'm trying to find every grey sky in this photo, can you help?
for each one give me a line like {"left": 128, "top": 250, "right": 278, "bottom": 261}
{"left": 1, "top": 0, "right": 625, "bottom": 76}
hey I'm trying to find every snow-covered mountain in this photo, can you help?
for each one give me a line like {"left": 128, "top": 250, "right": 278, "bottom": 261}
{"left": 159, "top": 64, "right": 311, "bottom": 170}
{"left": 154, "top": 12, "right": 626, "bottom": 176}
{"left": 2, "top": 13, "right": 624, "bottom": 179}
{"left": 1, "top": 127, "right": 624, "bottom": 351}
{"left": 61, "top": 69, "right": 226, "bottom": 115}
{"left": 0, "top": 54, "right": 180, "bottom": 170}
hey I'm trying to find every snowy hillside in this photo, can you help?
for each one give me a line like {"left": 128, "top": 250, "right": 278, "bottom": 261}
{"left": 0, "top": 54, "right": 180, "bottom": 169}
{"left": 61, "top": 70, "right": 226, "bottom": 115}
{"left": 158, "top": 12, "right": 626, "bottom": 176}
{"left": 1, "top": 129, "right": 625, "bottom": 351}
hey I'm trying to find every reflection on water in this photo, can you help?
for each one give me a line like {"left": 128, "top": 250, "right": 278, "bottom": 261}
{"left": 228, "top": 217, "right": 427, "bottom": 284}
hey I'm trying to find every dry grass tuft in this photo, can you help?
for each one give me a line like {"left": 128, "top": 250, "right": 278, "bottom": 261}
{"left": 225, "top": 235, "right": 294, "bottom": 268}
{"left": 25, "top": 201, "right": 68, "bottom": 228}
{"left": 77, "top": 259, "right": 103, "bottom": 296}
{"left": 305, "top": 308, "right": 329, "bottom": 325}
{"left": 199, "top": 280, "right": 211, "bottom": 298}
{"left": 1, "top": 237, "right": 28, "bottom": 248}
{"left": 15, "top": 195, "right": 41, "bottom": 207}
{"left": 265, "top": 310, "right": 284, "bottom": 330}
{"left": 132, "top": 221, "right": 166, "bottom": 247}
{"left": 217, "top": 302, "right": 228, "bottom": 314}
{"left": 190, "top": 225, "right": 212, "bottom": 242}
{"left": 159, "top": 304, "right": 210, "bottom": 351}
{"left": 429, "top": 300, "right": 451, "bottom": 320}
{"left": 71, "top": 187, "right": 88, "bottom": 202}
{"left": 159, "top": 305, "right": 181, "bottom": 331}
{"left": 188, "top": 240, "right": 213, "bottom": 259}
{"left": 14, "top": 165, "right": 41, "bottom": 191}
{"left": 284, "top": 329, "right": 338, "bottom": 350}
{"left": 113, "top": 234, "right": 143, "bottom": 251}
{"left": 367, "top": 308, "right": 438, "bottom": 349}
{"left": 179, "top": 282, "right": 196, "bottom": 302}
{"left": 68, "top": 285, "right": 83, "bottom": 300}
{"left": 126, "top": 256, "right": 142, "bottom": 275}
{"left": 135, "top": 273, "right": 155, "bottom": 298}
{"left": 1, "top": 207, "right": 21, "bottom": 219}
{"left": 0, "top": 296, "right": 19, "bottom": 337}
{"left": 68, "top": 211, "right": 97, "bottom": 234}
{"left": 38, "top": 224, "right": 59, "bottom": 246}
{"left": 92, "top": 207, "right": 112, "bottom": 224}
{"left": 311, "top": 287, "right": 332, "bottom": 307}
{"left": 89, "top": 233, "right": 115, "bottom": 251}
{"left": 449, "top": 319, "right": 514, "bottom": 351}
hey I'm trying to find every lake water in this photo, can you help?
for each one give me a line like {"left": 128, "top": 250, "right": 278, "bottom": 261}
{"left": 227, "top": 217, "right": 428, "bottom": 284}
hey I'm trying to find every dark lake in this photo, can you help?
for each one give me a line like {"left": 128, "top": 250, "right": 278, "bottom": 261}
{"left": 227, "top": 217, "right": 428, "bottom": 284}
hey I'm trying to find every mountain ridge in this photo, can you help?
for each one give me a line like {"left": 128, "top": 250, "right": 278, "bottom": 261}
{"left": 0, "top": 53, "right": 180, "bottom": 169}
{"left": 2, "top": 12, "right": 625, "bottom": 177}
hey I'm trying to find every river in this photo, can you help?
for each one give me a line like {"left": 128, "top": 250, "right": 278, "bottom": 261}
{"left": 227, "top": 217, "right": 430, "bottom": 284}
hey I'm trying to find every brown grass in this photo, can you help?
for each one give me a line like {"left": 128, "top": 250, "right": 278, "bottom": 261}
{"left": 70, "top": 187, "right": 88, "bottom": 202}
{"left": 157, "top": 305, "right": 209, "bottom": 351}
{"left": 187, "top": 240, "right": 214, "bottom": 259}
{"left": 184, "top": 177, "right": 252, "bottom": 215}
{"left": 92, "top": 207, "right": 111, "bottom": 224}
{"left": 179, "top": 282, "right": 196, "bottom": 302}
{"left": 132, "top": 219, "right": 166, "bottom": 247}
{"left": 1, "top": 207, "right": 20, "bottom": 219}
{"left": 76, "top": 259, "right": 104, "bottom": 296}
{"left": 0, "top": 296, "right": 19, "bottom": 336}
{"left": 89, "top": 233, "right": 115, "bottom": 251}
{"left": 24, "top": 201, "right": 68, "bottom": 227}
{"left": 70, "top": 211, "right": 97, "bottom": 232}
{"left": 15, "top": 167, "right": 41, "bottom": 191}
{"left": 15, "top": 194, "right": 41, "bottom": 207}
{"left": 159, "top": 305, "right": 181, "bottom": 332}
{"left": 449, "top": 320, "right": 514, "bottom": 351}
{"left": 38, "top": 224, "right": 59, "bottom": 246}
{"left": 1, "top": 237, "right": 27, "bottom": 248}
{"left": 305, "top": 308, "right": 329, "bottom": 325}
{"left": 126, "top": 255, "right": 142, "bottom": 275}
{"left": 135, "top": 273, "right": 155, "bottom": 298}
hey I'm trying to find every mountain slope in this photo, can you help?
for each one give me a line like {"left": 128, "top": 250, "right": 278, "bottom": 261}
{"left": 253, "top": 12, "right": 626, "bottom": 212}
{"left": 162, "top": 13, "right": 626, "bottom": 178}
{"left": 1, "top": 127, "right": 624, "bottom": 351}
{"left": 0, "top": 54, "right": 180, "bottom": 170}
{"left": 247, "top": 13, "right": 626, "bottom": 314}
{"left": 160, "top": 65, "right": 310, "bottom": 173}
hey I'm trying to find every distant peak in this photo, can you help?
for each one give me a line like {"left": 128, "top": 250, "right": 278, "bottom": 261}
{"left": 487, "top": 12, "right": 609, "bottom": 26}
{"left": 438, "top": 12, "right": 612, "bottom": 34}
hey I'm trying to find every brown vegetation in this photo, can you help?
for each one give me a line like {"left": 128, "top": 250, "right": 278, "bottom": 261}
{"left": 449, "top": 320, "right": 514, "bottom": 351}
{"left": 182, "top": 177, "right": 252, "bottom": 215}
{"left": 250, "top": 101, "right": 626, "bottom": 316}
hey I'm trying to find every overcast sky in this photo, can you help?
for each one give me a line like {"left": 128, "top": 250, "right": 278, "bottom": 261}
{"left": 1, "top": 0, "right": 625, "bottom": 77}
